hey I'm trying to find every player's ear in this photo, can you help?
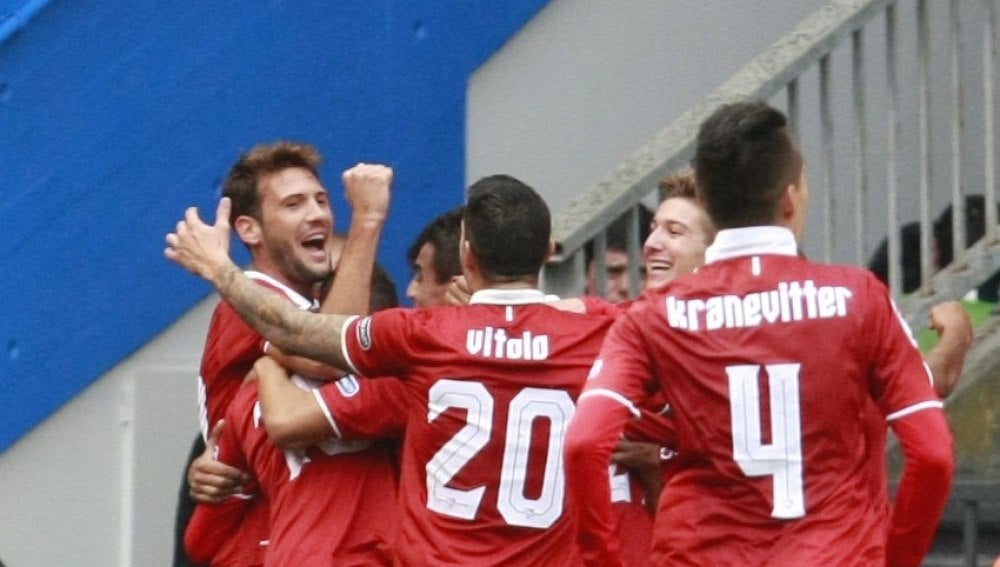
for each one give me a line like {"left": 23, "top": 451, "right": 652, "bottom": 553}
{"left": 779, "top": 184, "right": 797, "bottom": 221}
{"left": 544, "top": 239, "right": 556, "bottom": 263}
{"left": 460, "top": 239, "right": 476, "bottom": 273}
{"left": 234, "top": 215, "right": 262, "bottom": 246}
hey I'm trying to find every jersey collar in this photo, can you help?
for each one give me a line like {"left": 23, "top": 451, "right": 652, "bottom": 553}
{"left": 469, "top": 288, "right": 549, "bottom": 305}
{"left": 244, "top": 270, "right": 318, "bottom": 310}
{"left": 704, "top": 226, "right": 799, "bottom": 265}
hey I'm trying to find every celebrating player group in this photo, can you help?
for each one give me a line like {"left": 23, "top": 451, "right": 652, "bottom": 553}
{"left": 165, "top": 101, "right": 968, "bottom": 567}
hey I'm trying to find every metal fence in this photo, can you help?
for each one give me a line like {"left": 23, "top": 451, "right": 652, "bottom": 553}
{"left": 541, "top": 0, "right": 1000, "bottom": 334}
{"left": 541, "top": 0, "right": 1000, "bottom": 563}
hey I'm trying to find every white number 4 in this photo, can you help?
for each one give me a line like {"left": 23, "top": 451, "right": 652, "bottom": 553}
{"left": 727, "top": 363, "right": 805, "bottom": 519}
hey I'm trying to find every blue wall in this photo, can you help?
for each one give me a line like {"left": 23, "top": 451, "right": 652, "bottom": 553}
{"left": 0, "top": 0, "right": 548, "bottom": 452}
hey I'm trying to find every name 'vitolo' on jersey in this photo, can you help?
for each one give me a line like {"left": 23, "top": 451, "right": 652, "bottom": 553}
{"left": 339, "top": 289, "right": 615, "bottom": 567}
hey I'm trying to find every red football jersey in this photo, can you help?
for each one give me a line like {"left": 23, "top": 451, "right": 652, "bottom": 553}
{"left": 341, "top": 289, "right": 614, "bottom": 567}
{"left": 314, "top": 375, "right": 409, "bottom": 441}
{"left": 577, "top": 227, "right": 946, "bottom": 566}
{"left": 188, "top": 270, "right": 315, "bottom": 565}
{"left": 198, "top": 270, "right": 315, "bottom": 439}
{"left": 216, "top": 380, "right": 399, "bottom": 565}
{"left": 185, "top": 488, "right": 269, "bottom": 567}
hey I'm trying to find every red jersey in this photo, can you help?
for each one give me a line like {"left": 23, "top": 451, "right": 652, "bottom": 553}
{"left": 568, "top": 227, "right": 952, "bottom": 566}
{"left": 202, "top": 379, "right": 399, "bottom": 565}
{"left": 584, "top": 295, "right": 677, "bottom": 567}
{"left": 341, "top": 288, "right": 614, "bottom": 567}
{"left": 188, "top": 270, "right": 315, "bottom": 565}
{"left": 313, "top": 374, "right": 409, "bottom": 441}
{"left": 198, "top": 270, "right": 315, "bottom": 439}
{"left": 185, "top": 488, "right": 269, "bottom": 567}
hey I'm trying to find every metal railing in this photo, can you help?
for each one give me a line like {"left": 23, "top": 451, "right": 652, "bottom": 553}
{"left": 541, "top": 0, "right": 1000, "bottom": 562}
{"left": 541, "top": 0, "right": 1000, "bottom": 334}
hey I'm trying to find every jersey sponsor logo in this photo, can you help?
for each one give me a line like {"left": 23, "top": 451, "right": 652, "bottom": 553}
{"left": 666, "top": 279, "right": 853, "bottom": 331}
{"left": 466, "top": 326, "right": 549, "bottom": 361}
{"left": 357, "top": 316, "right": 374, "bottom": 350}
{"left": 334, "top": 375, "right": 361, "bottom": 398}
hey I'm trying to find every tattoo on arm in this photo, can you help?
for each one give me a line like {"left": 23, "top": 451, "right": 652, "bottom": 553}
{"left": 214, "top": 264, "right": 350, "bottom": 369}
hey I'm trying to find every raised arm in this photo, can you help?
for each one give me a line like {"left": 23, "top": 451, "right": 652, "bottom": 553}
{"left": 264, "top": 163, "right": 393, "bottom": 379}
{"left": 923, "top": 300, "right": 973, "bottom": 398}
{"left": 165, "top": 197, "right": 351, "bottom": 368}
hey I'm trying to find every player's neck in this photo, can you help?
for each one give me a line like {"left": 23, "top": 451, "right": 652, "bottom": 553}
{"left": 478, "top": 276, "right": 538, "bottom": 292}
{"left": 248, "top": 260, "right": 317, "bottom": 300}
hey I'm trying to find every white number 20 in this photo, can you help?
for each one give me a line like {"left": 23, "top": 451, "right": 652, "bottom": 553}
{"left": 727, "top": 363, "right": 805, "bottom": 519}
{"left": 425, "top": 379, "right": 575, "bottom": 528}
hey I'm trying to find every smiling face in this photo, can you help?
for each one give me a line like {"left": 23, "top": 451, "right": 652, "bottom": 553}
{"left": 643, "top": 196, "right": 714, "bottom": 289}
{"left": 249, "top": 166, "right": 334, "bottom": 294}
{"left": 406, "top": 242, "right": 452, "bottom": 308}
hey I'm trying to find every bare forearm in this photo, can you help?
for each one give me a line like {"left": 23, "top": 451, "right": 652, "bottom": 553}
{"left": 211, "top": 263, "right": 351, "bottom": 368}
{"left": 321, "top": 217, "right": 384, "bottom": 315}
{"left": 256, "top": 359, "right": 335, "bottom": 448}
{"left": 925, "top": 301, "right": 973, "bottom": 398}
{"left": 267, "top": 345, "right": 343, "bottom": 381}
{"left": 322, "top": 162, "right": 391, "bottom": 315}
{"left": 925, "top": 333, "right": 971, "bottom": 398}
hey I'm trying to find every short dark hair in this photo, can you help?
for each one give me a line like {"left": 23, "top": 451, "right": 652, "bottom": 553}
{"left": 407, "top": 206, "right": 464, "bottom": 284}
{"left": 320, "top": 262, "right": 400, "bottom": 312}
{"left": 867, "top": 221, "right": 923, "bottom": 293}
{"left": 867, "top": 195, "right": 1000, "bottom": 301}
{"left": 934, "top": 194, "right": 1000, "bottom": 302}
{"left": 369, "top": 263, "right": 400, "bottom": 312}
{"left": 223, "top": 141, "right": 322, "bottom": 224}
{"left": 584, "top": 206, "right": 653, "bottom": 266}
{"left": 693, "top": 101, "right": 803, "bottom": 229}
{"left": 464, "top": 175, "right": 550, "bottom": 279}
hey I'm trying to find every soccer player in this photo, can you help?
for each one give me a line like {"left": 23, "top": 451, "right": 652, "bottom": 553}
{"left": 407, "top": 206, "right": 464, "bottom": 308}
{"left": 565, "top": 101, "right": 955, "bottom": 566}
{"left": 174, "top": 143, "right": 391, "bottom": 565}
{"left": 185, "top": 267, "right": 402, "bottom": 566}
{"left": 165, "top": 174, "right": 615, "bottom": 566}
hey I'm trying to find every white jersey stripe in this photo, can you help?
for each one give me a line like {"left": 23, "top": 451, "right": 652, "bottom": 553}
{"left": 579, "top": 389, "right": 642, "bottom": 419}
{"left": 886, "top": 399, "right": 944, "bottom": 422}
{"left": 311, "top": 389, "right": 343, "bottom": 439}
{"left": 340, "top": 315, "right": 362, "bottom": 375}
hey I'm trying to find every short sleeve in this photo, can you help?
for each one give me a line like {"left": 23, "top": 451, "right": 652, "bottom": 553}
{"left": 314, "top": 376, "right": 409, "bottom": 439}
{"left": 342, "top": 308, "right": 415, "bottom": 377}
{"left": 865, "top": 275, "right": 940, "bottom": 419}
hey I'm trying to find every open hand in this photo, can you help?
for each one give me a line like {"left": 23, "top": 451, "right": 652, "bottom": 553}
{"left": 165, "top": 197, "right": 234, "bottom": 280}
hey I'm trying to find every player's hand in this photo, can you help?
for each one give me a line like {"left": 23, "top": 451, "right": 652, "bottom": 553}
{"left": 342, "top": 163, "right": 392, "bottom": 226}
{"left": 188, "top": 420, "right": 248, "bottom": 504}
{"left": 929, "top": 300, "right": 973, "bottom": 342}
{"left": 445, "top": 275, "right": 472, "bottom": 306}
{"left": 253, "top": 355, "right": 287, "bottom": 381}
{"left": 612, "top": 440, "right": 667, "bottom": 515}
{"left": 611, "top": 439, "right": 663, "bottom": 470}
{"left": 927, "top": 300, "right": 973, "bottom": 398}
{"left": 165, "top": 197, "right": 234, "bottom": 280}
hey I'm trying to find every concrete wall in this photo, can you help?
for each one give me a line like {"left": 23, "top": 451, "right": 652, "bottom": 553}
{"left": 0, "top": 299, "right": 212, "bottom": 566}
{"left": 468, "top": 0, "right": 826, "bottom": 214}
